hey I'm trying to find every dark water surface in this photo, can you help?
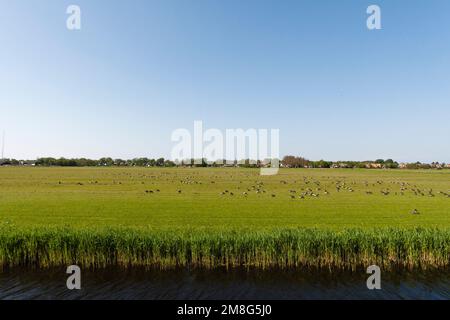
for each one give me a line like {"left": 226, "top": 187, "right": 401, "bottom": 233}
{"left": 0, "top": 267, "right": 448, "bottom": 300}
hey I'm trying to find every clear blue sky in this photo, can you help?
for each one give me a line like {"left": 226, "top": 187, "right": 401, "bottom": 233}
{"left": 1, "top": 0, "right": 449, "bottom": 162}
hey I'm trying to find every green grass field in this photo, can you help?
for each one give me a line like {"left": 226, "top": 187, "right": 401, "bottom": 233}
{"left": 0, "top": 167, "right": 449, "bottom": 269}
{"left": 0, "top": 167, "right": 448, "bottom": 229}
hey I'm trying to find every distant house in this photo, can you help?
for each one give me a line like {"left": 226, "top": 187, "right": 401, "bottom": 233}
{"left": 223, "top": 163, "right": 236, "bottom": 167}
{"left": 431, "top": 162, "right": 443, "bottom": 169}
{"left": 366, "top": 163, "right": 382, "bottom": 169}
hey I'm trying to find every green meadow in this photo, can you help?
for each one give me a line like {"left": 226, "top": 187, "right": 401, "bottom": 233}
{"left": 0, "top": 167, "right": 449, "bottom": 269}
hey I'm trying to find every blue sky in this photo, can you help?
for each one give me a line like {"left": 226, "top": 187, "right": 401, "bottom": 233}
{"left": 1, "top": 0, "right": 449, "bottom": 162}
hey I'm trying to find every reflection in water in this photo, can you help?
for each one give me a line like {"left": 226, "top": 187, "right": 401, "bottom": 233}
{"left": 0, "top": 267, "right": 448, "bottom": 300}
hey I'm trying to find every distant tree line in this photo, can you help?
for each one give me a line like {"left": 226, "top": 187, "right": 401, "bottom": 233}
{"left": 0, "top": 156, "right": 448, "bottom": 169}
{"left": 16, "top": 157, "right": 177, "bottom": 167}
{"left": 280, "top": 156, "right": 399, "bottom": 168}
{"left": 280, "top": 156, "right": 448, "bottom": 170}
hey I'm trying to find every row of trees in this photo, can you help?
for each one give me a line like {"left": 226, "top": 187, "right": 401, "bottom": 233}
{"left": 280, "top": 156, "right": 448, "bottom": 169}
{"left": 33, "top": 157, "right": 177, "bottom": 167}
{"left": 401, "top": 162, "right": 447, "bottom": 169}
{"left": 281, "top": 156, "right": 359, "bottom": 168}
{"left": 0, "top": 156, "right": 448, "bottom": 169}
{"left": 174, "top": 158, "right": 274, "bottom": 168}
{"left": 279, "top": 156, "right": 376, "bottom": 168}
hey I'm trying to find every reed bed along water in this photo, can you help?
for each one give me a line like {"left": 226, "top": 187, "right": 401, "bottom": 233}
{"left": 0, "top": 227, "right": 448, "bottom": 270}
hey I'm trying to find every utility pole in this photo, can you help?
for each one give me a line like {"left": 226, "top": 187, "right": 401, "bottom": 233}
{"left": 1, "top": 131, "right": 4, "bottom": 160}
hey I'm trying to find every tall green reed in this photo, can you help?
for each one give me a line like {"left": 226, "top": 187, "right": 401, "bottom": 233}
{"left": 0, "top": 227, "right": 448, "bottom": 270}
